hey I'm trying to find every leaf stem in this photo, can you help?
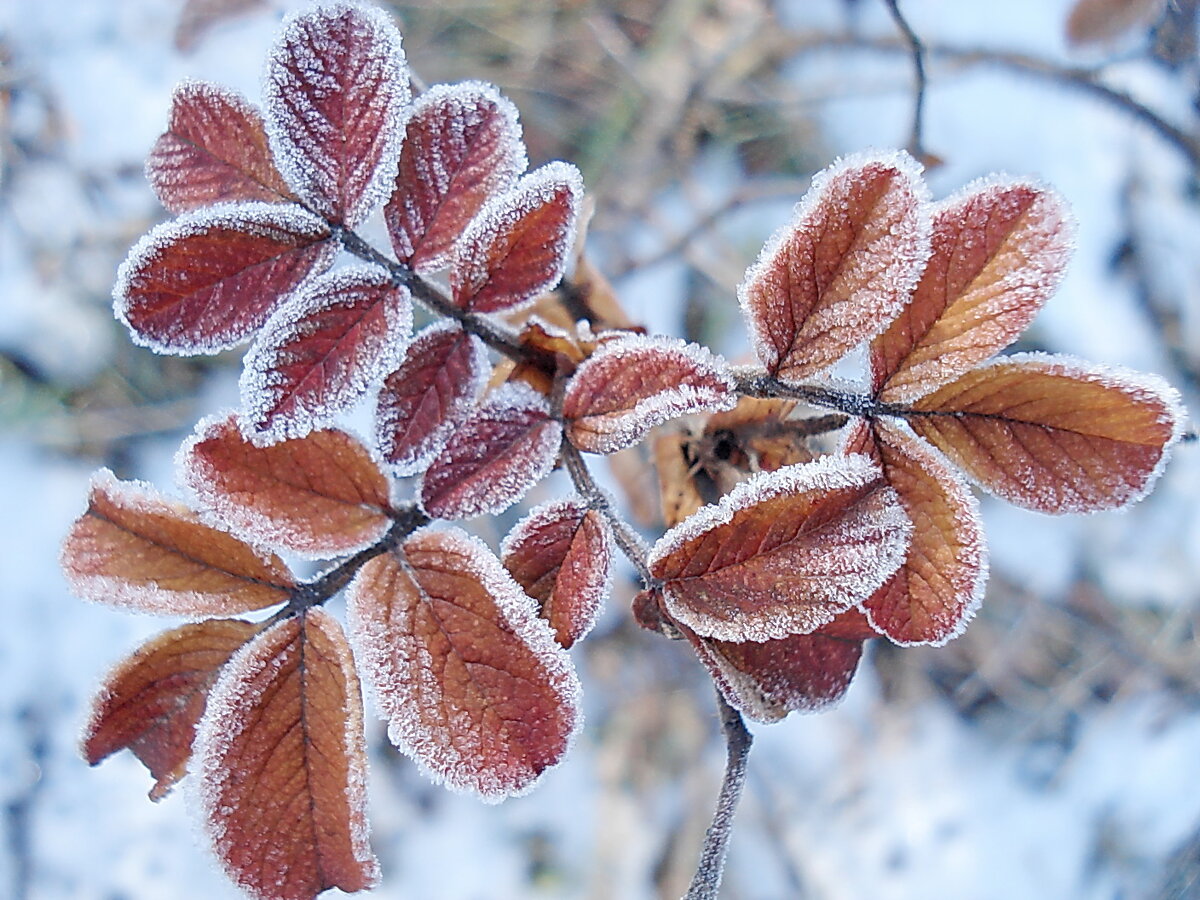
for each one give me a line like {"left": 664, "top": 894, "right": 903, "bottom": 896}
{"left": 684, "top": 690, "right": 754, "bottom": 900}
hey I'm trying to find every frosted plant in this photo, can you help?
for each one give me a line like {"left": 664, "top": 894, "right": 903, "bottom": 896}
{"left": 60, "top": 3, "right": 1186, "bottom": 899}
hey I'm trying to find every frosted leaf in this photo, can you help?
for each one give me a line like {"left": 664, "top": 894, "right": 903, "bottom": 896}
{"left": 845, "top": 419, "right": 987, "bottom": 646}
{"left": 346, "top": 526, "right": 582, "bottom": 801}
{"left": 872, "top": 178, "right": 1074, "bottom": 402}
{"left": 238, "top": 265, "right": 413, "bottom": 444}
{"left": 81, "top": 618, "right": 260, "bottom": 801}
{"left": 146, "top": 80, "right": 294, "bottom": 213}
{"left": 681, "top": 623, "right": 866, "bottom": 723}
{"left": 562, "top": 334, "right": 738, "bottom": 454}
{"left": 61, "top": 469, "right": 294, "bottom": 616}
{"left": 649, "top": 454, "right": 913, "bottom": 642}
{"left": 501, "top": 497, "right": 614, "bottom": 648}
{"left": 908, "top": 352, "right": 1185, "bottom": 514}
{"left": 263, "top": 2, "right": 411, "bottom": 227}
{"left": 180, "top": 412, "right": 392, "bottom": 557}
{"left": 420, "top": 381, "right": 562, "bottom": 520}
{"left": 113, "top": 201, "right": 335, "bottom": 355}
{"left": 739, "top": 150, "right": 932, "bottom": 382}
{"left": 386, "top": 81, "right": 527, "bottom": 273}
{"left": 374, "top": 321, "right": 490, "bottom": 476}
{"left": 195, "top": 610, "right": 378, "bottom": 900}
{"left": 450, "top": 161, "right": 583, "bottom": 313}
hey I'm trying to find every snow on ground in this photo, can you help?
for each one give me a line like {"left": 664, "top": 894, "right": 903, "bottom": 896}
{"left": 2, "top": 0, "right": 1197, "bottom": 898}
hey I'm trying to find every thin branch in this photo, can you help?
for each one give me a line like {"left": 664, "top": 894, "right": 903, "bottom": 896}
{"left": 560, "top": 439, "right": 659, "bottom": 588}
{"left": 882, "top": 0, "right": 930, "bottom": 160}
{"left": 684, "top": 690, "right": 754, "bottom": 900}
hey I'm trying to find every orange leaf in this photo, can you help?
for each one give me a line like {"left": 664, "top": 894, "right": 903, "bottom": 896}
{"left": 871, "top": 180, "right": 1072, "bottom": 402}
{"left": 197, "top": 609, "right": 378, "bottom": 900}
{"left": 649, "top": 455, "right": 912, "bottom": 642}
{"left": 82, "top": 618, "right": 260, "bottom": 800}
{"left": 181, "top": 414, "right": 393, "bottom": 557}
{"left": 680, "top": 621, "right": 866, "bottom": 723}
{"left": 739, "top": 152, "right": 930, "bottom": 382}
{"left": 909, "top": 355, "right": 1182, "bottom": 513}
{"left": 501, "top": 499, "right": 614, "bottom": 648}
{"left": 146, "top": 81, "right": 293, "bottom": 213}
{"left": 846, "top": 419, "right": 987, "bottom": 646}
{"left": 347, "top": 527, "right": 581, "bottom": 800}
{"left": 61, "top": 471, "right": 294, "bottom": 616}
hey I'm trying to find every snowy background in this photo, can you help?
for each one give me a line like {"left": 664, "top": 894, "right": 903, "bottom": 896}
{"left": 2, "top": 0, "right": 1199, "bottom": 898}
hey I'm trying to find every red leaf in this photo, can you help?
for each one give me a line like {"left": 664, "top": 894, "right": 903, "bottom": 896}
{"left": 181, "top": 413, "right": 393, "bottom": 557}
{"left": 264, "top": 3, "right": 410, "bottom": 227}
{"left": 239, "top": 266, "right": 413, "bottom": 443}
{"left": 739, "top": 152, "right": 931, "bottom": 382}
{"left": 420, "top": 382, "right": 563, "bottom": 520}
{"left": 114, "top": 203, "right": 334, "bottom": 354}
{"left": 146, "top": 80, "right": 294, "bottom": 213}
{"left": 386, "top": 81, "right": 526, "bottom": 272}
{"left": 681, "top": 623, "right": 866, "bottom": 723}
{"left": 871, "top": 181, "right": 1072, "bottom": 402}
{"left": 909, "top": 354, "right": 1183, "bottom": 513}
{"left": 347, "top": 526, "right": 581, "bottom": 800}
{"left": 450, "top": 161, "right": 582, "bottom": 313}
{"left": 845, "top": 419, "right": 986, "bottom": 646}
{"left": 197, "top": 610, "right": 378, "bottom": 900}
{"left": 501, "top": 498, "right": 614, "bottom": 648}
{"left": 82, "top": 618, "right": 260, "bottom": 800}
{"left": 562, "top": 334, "right": 737, "bottom": 454}
{"left": 649, "top": 454, "right": 912, "bottom": 642}
{"left": 375, "top": 322, "right": 490, "bottom": 476}
{"left": 61, "top": 470, "right": 294, "bottom": 616}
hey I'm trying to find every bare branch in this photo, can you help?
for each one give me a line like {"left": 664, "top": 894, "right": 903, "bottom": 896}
{"left": 882, "top": 0, "right": 930, "bottom": 161}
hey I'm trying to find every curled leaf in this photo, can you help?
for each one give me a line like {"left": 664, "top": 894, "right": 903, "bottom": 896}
{"left": 62, "top": 470, "right": 294, "bottom": 616}
{"left": 347, "top": 527, "right": 581, "bottom": 801}
{"left": 82, "top": 618, "right": 260, "bottom": 800}
{"left": 739, "top": 152, "right": 931, "bottom": 382}
{"left": 563, "top": 334, "right": 737, "bottom": 454}
{"left": 146, "top": 80, "right": 294, "bottom": 213}
{"left": 649, "top": 455, "right": 912, "bottom": 643}
{"left": 196, "top": 610, "right": 378, "bottom": 900}
{"left": 501, "top": 498, "right": 614, "bottom": 648}
{"left": 909, "top": 354, "right": 1183, "bottom": 513}
{"left": 871, "top": 180, "right": 1073, "bottom": 402}
{"left": 113, "top": 202, "right": 334, "bottom": 355}
{"left": 181, "top": 413, "right": 392, "bottom": 557}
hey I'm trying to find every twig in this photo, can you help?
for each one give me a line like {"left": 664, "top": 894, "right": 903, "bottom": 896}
{"left": 881, "top": 0, "right": 929, "bottom": 160}
{"left": 684, "top": 690, "right": 754, "bottom": 900}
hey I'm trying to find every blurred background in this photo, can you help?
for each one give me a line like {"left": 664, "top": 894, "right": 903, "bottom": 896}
{"left": 2, "top": 0, "right": 1199, "bottom": 897}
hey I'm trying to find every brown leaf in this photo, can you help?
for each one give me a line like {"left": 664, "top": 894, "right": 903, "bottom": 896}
{"left": 263, "top": 3, "right": 410, "bottom": 227}
{"left": 502, "top": 499, "right": 614, "bottom": 648}
{"left": 846, "top": 419, "right": 987, "bottom": 646}
{"left": 175, "top": 0, "right": 268, "bottom": 52}
{"left": 653, "top": 427, "right": 708, "bottom": 529}
{"left": 181, "top": 414, "right": 392, "bottom": 557}
{"left": 450, "top": 162, "right": 582, "bottom": 313}
{"left": 82, "top": 619, "right": 260, "bottom": 800}
{"left": 114, "top": 203, "right": 334, "bottom": 355}
{"left": 909, "top": 355, "right": 1182, "bottom": 513}
{"left": 563, "top": 335, "right": 737, "bottom": 454}
{"left": 420, "top": 382, "right": 563, "bottom": 520}
{"left": 386, "top": 81, "right": 526, "bottom": 272}
{"left": 239, "top": 267, "right": 413, "bottom": 443}
{"left": 681, "top": 623, "right": 866, "bottom": 723}
{"left": 1066, "top": 0, "right": 1166, "bottom": 47}
{"left": 739, "top": 152, "right": 931, "bottom": 382}
{"left": 146, "top": 81, "right": 293, "bottom": 212}
{"left": 197, "top": 610, "right": 378, "bottom": 900}
{"left": 375, "top": 322, "right": 490, "bottom": 476}
{"left": 61, "top": 470, "right": 294, "bottom": 616}
{"left": 347, "top": 527, "right": 581, "bottom": 800}
{"left": 649, "top": 454, "right": 912, "bottom": 642}
{"left": 871, "top": 181, "right": 1072, "bottom": 402}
